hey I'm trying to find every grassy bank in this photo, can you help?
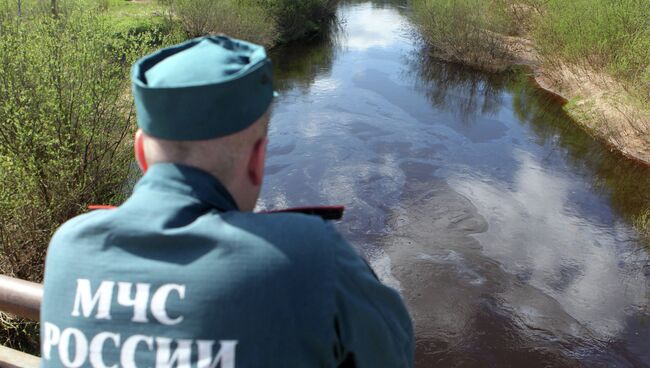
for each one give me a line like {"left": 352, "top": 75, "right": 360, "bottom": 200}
{"left": 3, "top": 0, "right": 339, "bottom": 47}
{"left": 411, "top": 0, "right": 649, "bottom": 91}
{"left": 410, "top": 0, "right": 649, "bottom": 151}
{"left": 164, "top": 0, "right": 339, "bottom": 47}
{"left": 410, "top": 0, "right": 521, "bottom": 71}
{"left": 410, "top": 0, "right": 650, "bottom": 242}
{"left": 113, "top": 0, "right": 340, "bottom": 47}
{"left": 533, "top": 0, "right": 649, "bottom": 99}
{"left": 410, "top": 0, "right": 649, "bottom": 94}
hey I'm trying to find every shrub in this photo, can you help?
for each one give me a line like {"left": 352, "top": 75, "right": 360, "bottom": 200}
{"left": 167, "top": 0, "right": 338, "bottom": 47}
{"left": 166, "top": 0, "right": 278, "bottom": 46}
{"left": 410, "top": 0, "right": 518, "bottom": 71}
{"left": 262, "top": 0, "right": 339, "bottom": 43}
{"left": 0, "top": 5, "right": 158, "bottom": 353}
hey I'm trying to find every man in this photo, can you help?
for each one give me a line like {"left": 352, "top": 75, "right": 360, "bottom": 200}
{"left": 41, "top": 35, "right": 414, "bottom": 368}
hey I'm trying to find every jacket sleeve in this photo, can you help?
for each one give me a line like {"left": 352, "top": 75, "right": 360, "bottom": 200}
{"left": 330, "top": 228, "right": 414, "bottom": 368}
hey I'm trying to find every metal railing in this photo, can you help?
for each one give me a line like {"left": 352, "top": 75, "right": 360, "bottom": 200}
{"left": 0, "top": 275, "right": 42, "bottom": 368}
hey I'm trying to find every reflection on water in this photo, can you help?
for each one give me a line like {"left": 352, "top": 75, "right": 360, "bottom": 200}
{"left": 272, "top": 30, "right": 337, "bottom": 92}
{"left": 409, "top": 55, "right": 508, "bottom": 121}
{"left": 340, "top": 4, "right": 407, "bottom": 50}
{"left": 264, "top": 1, "right": 650, "bottom": 366}
{"left": 452, "top": 151, "right": 647, "bottom": 337}
{"left": 508, "top": 74, "right": 650, "bottom": 224}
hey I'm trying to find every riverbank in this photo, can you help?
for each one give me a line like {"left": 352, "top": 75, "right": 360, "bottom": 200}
{"left": 410, "top": 0, "right": 650, "bottom": 165}
{"left": 111, "top": 0, "right": 338, "bottom": 48}
{"left": 4, "top": 0, "right": 339, "bottom": 48}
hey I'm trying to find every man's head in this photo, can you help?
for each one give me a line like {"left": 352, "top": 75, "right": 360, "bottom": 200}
{"left": 135, "top": 111, "right": 269, "bottom": 211}
{"left": 131, "top": 36, "right": 276, "bottom": 211}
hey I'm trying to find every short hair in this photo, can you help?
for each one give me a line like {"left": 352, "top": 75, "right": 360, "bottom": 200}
{"left": 143, "top": 112, "right": 269, "bottom": 185}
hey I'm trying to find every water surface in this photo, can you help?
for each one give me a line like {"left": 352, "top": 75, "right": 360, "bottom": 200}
{"left": 261, "top": 1, "right": 650, "bottom": 366}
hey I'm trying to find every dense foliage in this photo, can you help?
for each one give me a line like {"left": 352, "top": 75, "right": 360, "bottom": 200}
{"left": 164, "top": 0, "right": 278, "bottom": 46}
{"left": 0, "top": 1, "right": 167, "bottom": 352}
{"left": 166, "top": 0, "right": 339, "bottom": 47}
{"left": 410, "top": 0, "right": 520, "bottom": 71}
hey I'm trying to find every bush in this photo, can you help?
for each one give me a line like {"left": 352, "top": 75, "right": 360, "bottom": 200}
{"left": 410, "top": 0, "right": 518, "bottom": 71}
{"left": 167, "top": 0, "right": 338, "bottom": 47}
{"left": 167, "top": 0, "right": 278, "bottom": 46}
{"left": 0, "top": 5, "right": 158, "bottom": 353}
{"left": 410, "top": 0, "right": 650, "bottom": 99}
{"left": 262, "top": 0, "right": 338, "bottom": 43}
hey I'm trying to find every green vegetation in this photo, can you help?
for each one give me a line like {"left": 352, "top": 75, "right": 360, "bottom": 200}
{"left": 533, "top": 0, "right": 650, "bottom": 101}
{"left": 101, "top": 0, "right": 175, "bottom": 38}
{"left": 2, "top": 0, "right": 341, "bottom": 48}
{"left": 166, "top": 0, "right": 339, "bottom": 47}
{"left": 410, "top": 0, "right": 650, "bottom": 99}
{"left": 0, "top": 0, "right": 172, "bottom": 353}
{"left": 410, "top": 0, "right": 519, "bottom": 71}
{"left": 164, "top": 0, "right": 278, "bottom": 46}
{"left": 0, "top": 0, "right": 178, "bottom": 39}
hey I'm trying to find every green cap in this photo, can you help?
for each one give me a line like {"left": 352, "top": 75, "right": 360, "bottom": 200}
{"left": 132, "top": 35, "right": 274, "bottom": 141}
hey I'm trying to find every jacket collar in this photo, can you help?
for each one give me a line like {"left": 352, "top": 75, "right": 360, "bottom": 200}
{"left": 134, "top": 163, "right": 240, "bottom": 212}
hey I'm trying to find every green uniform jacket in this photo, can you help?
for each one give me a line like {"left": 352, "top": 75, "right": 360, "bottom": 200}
{"left": 40, "top": 163, "right": 414, "bottom": 368}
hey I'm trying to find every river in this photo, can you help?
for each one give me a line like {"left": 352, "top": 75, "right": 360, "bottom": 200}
{"left": 260, "top": 1, "right": 650, "bottom": 366}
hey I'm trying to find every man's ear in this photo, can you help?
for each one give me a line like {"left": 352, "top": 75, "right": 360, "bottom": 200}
{"left": 134, "top": 129, "right": 148, "bottom": 173}
{"left": 248, "top": 137, "right": 268, "bottom": 187}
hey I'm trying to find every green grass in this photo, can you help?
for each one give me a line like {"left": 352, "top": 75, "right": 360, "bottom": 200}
{"left": 88, "top": 0, "right": 182, "bottom": 43}
{"left": 101, "top": 0, "right": 169, "bottom": 34}
{"left": 0, "top": 0, "right": 174, "bottom": 38}
{"left": 409, "top": 0, "right": 650, "bottom": 100}
{"left": 532, "top": 0, "right": 650, "bottom": 102}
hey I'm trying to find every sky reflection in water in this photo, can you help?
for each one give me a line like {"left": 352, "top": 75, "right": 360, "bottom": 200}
{"left": 263, "top": 1, "right": 650, "bottom": 365}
